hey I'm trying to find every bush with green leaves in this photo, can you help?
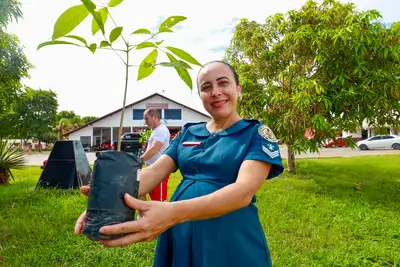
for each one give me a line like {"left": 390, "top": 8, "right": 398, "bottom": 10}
{"left": 0, "top": 140, "right": 26, "bottom": 185}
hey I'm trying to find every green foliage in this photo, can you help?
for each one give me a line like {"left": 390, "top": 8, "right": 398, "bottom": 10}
{"left": 13, "top": 88, "right": 59, "bottom": 143}
{"left": 37, "top": 0, "right": 201, "bottom": 151}
{"left": 37, "top": 4, "right": 201, "bottom": 90}
{"left": 1, "top": 156, "right": 400, "bottom": 265}
{"left": 107, "top": 0, "right": 123, "bottom": 8}
{"left": 53, "top": 112, "right": 98, "bottom": 139}
{"left": 52, "top": 4, "right": 90, "bottom": 40}
{"left": 81, "top": 116, "right": 98, "bottom": 124}
{"left": 138, "top": 128, "right": 153, "bottom": 143}
{"left": 0, "top": 0, "right": 23, "bottom": 27}
{"left": 109, "top": 26, "right": 123, "bottom": 43}
{"left": 226, "top": 0, "right": 400, "bottom": 172}
{"left": 137, "top": 49, "right": 158, "bottom": 80}
{"left": 0, "top": 139, "right": 26, "bottom": 184}
{"left": 91, "top": 7, "right": 108, "bottom": 35}
{"left": 0, "top": 1, "right": 32, "bottom": 139}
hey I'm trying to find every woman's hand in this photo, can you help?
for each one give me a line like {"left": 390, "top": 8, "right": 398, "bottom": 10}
{"left": 98, "top": 194, "right": 179, "bottom": 247}
{"left": 74, "top": 186, "right": 90, "bottom": 235}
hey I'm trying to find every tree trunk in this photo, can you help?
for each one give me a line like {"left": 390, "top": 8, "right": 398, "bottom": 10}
{"left": 0, "top": 169, "right": 9, "bottom": 185}
{"left": 286, "top": 143, "right": 296, "bottom": 173}
{"left": 287, "top": 122, "right": 296, "bottom": 173}
{"left": 38, "top": 139, "right": 42, "bottom": 152}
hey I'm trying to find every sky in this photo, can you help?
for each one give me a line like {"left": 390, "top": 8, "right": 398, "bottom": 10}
{"left": 7, "top": 0, "right": 400, "bottom": 117}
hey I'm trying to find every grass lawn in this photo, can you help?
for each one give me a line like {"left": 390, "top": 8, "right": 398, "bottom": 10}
{"left": 1, "top": 155, "right": 399, "bottom": 266}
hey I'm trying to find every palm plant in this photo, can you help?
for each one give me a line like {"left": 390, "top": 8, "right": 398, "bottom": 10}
{"left": 0, "top": 139, "right": 26, "bottom": 185}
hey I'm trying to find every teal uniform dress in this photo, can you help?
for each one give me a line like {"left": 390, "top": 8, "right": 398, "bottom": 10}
{"left": 153, "top": 119, "right": 284, "bottom": 267}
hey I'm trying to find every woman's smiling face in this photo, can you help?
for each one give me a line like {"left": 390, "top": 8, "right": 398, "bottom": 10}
{"left": 197, "top": 62, "right": 242, "bottom": 120}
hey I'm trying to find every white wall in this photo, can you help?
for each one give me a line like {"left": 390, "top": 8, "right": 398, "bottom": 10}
{"left": 69, "top": 126, "right": 93, "bottom": 141}
{"left": 88, "top": 95, "right": 210, "bottom": 128}
{"left": 67, "top": 95, "right": 211, "bottom": 142}
{"left": 342, "top": 131, "right": 362, "bottom": 138}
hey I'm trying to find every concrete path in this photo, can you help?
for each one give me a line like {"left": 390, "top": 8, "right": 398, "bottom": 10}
{"left": 23, "top": 147, "right": 399, "bottom": 166}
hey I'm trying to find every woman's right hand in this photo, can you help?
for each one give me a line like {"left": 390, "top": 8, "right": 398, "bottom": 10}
{"left": 74, "top": 186, "right": 90, "bottom": 235}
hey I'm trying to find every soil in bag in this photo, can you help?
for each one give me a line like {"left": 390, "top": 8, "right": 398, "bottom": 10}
{"left": 83, "top": 151, "right": 142, "bottom": 240}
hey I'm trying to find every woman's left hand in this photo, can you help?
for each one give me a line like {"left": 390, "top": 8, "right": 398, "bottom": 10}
{"left": 98, "top": 194, "right": 178, "bottom": 247}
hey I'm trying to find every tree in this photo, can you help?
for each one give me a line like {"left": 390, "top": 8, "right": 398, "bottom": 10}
{"left": 82, "top": 116, "right": 98, "bottom": 124}
{"left": 14, "top": 88, "right": 58, "bottom": 149}
{"left": 54, "top": 111, "right": 98, "bottom": 139}
{"left": 225, "top": 0, "right": 400, "bottom": 173}
{"left": 0, "top": 0, "right": 31, "bottom": 139}
{"left": 0, "top": 0, "right": 23, "bottom": 27}
{"left": 37, "top": 0, "right": 202, "bottom": 151}
{"left": 56, "top": 110, "right": 78, "bottom": 121}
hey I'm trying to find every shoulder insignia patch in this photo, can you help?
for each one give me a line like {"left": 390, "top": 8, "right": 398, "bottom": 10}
{"left": 258, "top": 125, "right": 278, "bottom": 142}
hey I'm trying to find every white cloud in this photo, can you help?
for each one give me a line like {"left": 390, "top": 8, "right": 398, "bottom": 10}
{"left": 7, "top": 0, "right": 399, "bottom": 117}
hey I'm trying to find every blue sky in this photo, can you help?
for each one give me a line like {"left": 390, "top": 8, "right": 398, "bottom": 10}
{"left": 8, "top": 0, "right": 400, "bottom": 117}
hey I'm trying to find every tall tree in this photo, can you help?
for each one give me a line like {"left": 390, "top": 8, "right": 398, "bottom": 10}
{"left": 0, "top": 0, "right": 31, "bottom": 139}
{"left": 56, "top": 110, "right": 78, "bottom": 121}
{"left": 14, "top": 88, "right": 59, "bottom": 148}
{"left": 0, "top": 0, "right": 23, "bottom": 27}
{"left": 225, "top": 0, "right": 400, "bottom": 173}
{"left": 81, "top": 116, "right": 98, "bottom": 124}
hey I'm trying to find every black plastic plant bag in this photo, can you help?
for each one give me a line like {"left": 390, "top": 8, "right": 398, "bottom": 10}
{"left": 83, "top": 151, "right": 142, "bottom": 240}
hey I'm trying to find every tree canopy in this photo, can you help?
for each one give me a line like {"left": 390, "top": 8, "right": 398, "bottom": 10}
{"left": 0, "top": 0, "right": 31, "bottom": 139}
{"left": 225, "top": 0, "right": 400, "bottom": 172}
{"left": 13, "top": 88, "right": 59, "bottom": 144}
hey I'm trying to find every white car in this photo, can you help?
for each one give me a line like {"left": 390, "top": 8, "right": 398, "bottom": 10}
{"left": 356, "top": 135, "right": 400, "bottom": 150}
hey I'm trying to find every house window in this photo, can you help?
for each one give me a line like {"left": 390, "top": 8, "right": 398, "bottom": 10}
{"left": 157, "top": 109, "right": 163, "bottom": 119}
{"left": 164, "top": 109, "right": 182, "bottom": 120}
{"left": 133, "top": 109, "right": 145, "bottom": 120}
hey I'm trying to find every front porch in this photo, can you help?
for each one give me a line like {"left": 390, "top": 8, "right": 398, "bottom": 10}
{"left": 78, "top": 126, "right": 182, "bottom": 148}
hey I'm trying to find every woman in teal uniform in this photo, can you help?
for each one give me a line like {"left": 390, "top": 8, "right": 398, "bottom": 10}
{"left": 74, "top": 61, "right": 284, "bottom": 267}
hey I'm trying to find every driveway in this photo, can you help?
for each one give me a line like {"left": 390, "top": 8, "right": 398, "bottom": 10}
{"left": 23, "top": 148, "right": 400, "bottom": 166}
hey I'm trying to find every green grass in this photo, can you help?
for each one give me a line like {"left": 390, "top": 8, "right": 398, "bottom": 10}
{"left": 1, "top": 155, "right": 399, "bottom": 266}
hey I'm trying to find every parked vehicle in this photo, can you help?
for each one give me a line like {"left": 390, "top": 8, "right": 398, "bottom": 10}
{"left": 356, "top": 135, "right": 400, "bottom": 150}
{"left": 324, "top": 137, "right": 347, "bottom": 148}
{"left": 113, "top": 132, "right": 143, "bottom": 155}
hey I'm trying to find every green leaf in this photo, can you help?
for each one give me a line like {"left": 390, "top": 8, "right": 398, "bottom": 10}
{"left": 80, "top": 0, "right": 96, "bottom": 11}
{"left": 159, "top": 61, "right": 192, "bottom": 69}
{"left": 37, "top": 40, "right": 80, "bottom": 50}
{"left": 91, "top": 7, "right": 108, "bottom": 35}
{"left": 130, "top": 28, "right": 152, "bottom": 35}
{"left": 155, "top": 40, "right": 164, "bottom": 45}
{"left": 64, "top": 35, "right": 87, "bottom": 46}
{"left": 81, "top": 0, "right": 105, "bottom": 35}
{"left": 109, "top": 26, "right": 123, "bottom": 43}
{"left": 136, "top": 42, "right": 156, "bottom": 50}
{"left": 88, "top": 43, "right": 97, "bottom": 53}
{"left": 51, "top": 4, "right": 90, "bottom": 40}
{"left": 137, "top": 49, "right": 158, "bottom": 81}
{"left": 166, "top": 52, "right": 193, "bottom": 89}
{"left": 108, "top": 0, "right": 123, "bottom": 7}
{"left": 166, "top": 46, "right": 202, "bottom": 66}
{"left": 158, "top": 29, "right": 173, "bottom": 33}
{"left": 100, "top": 40, "right": 111, "bottom": 47}
{"left": 159, "top": 16, "right": 186, "bottom": 32}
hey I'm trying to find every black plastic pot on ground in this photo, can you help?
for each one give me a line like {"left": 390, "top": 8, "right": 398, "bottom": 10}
{"left": 83, "top": 150, "right": 142, "bottom": 241}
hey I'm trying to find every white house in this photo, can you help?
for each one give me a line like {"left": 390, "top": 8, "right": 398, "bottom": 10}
{"left": 64, "top": 93, "right": 211, "bottom": 146}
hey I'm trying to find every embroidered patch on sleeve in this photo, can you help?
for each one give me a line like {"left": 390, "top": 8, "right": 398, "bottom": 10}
{"left": 262, "top": 145, "right": 280, "bottom": 158}
{"left": 258, "top": 125, "right": 278, "bottom": 142}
